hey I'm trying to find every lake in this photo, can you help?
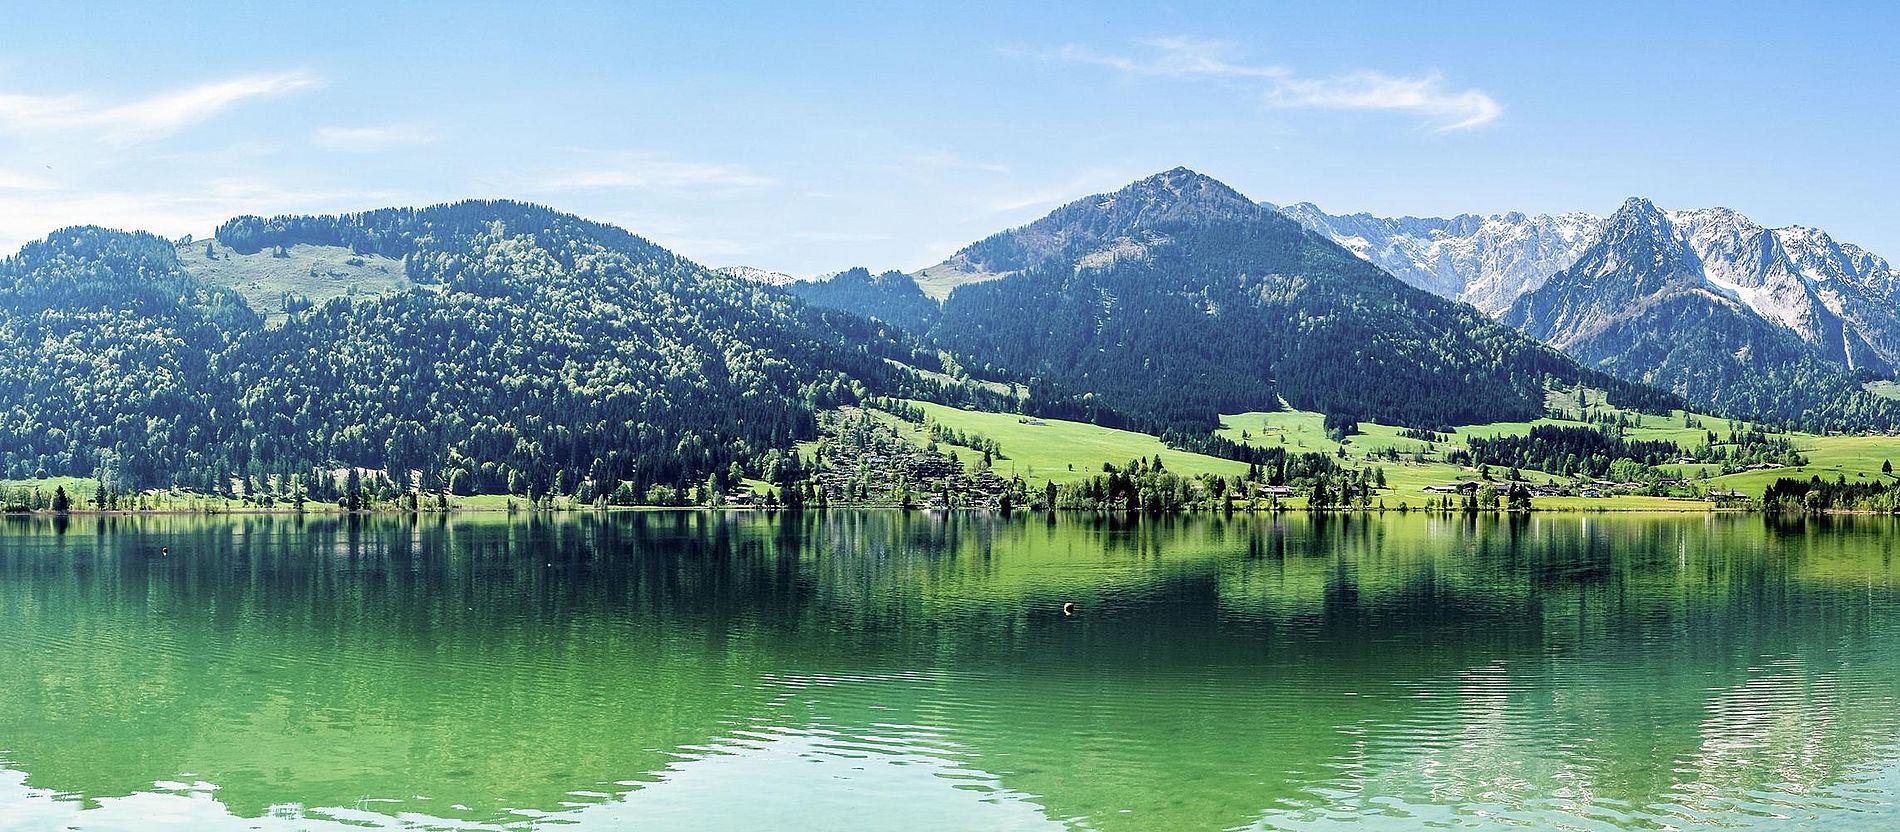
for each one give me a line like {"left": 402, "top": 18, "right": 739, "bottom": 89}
{"left": 0, "top": 511, "right": 1896, "bottom": 830}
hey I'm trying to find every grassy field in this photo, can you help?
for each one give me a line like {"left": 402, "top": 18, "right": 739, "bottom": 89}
{"left": 910, "top": 263, "right": 997, "bottom": 300}
{"left": 1216, "top": 410, "right": 1478, "bottom": 502}
{"left": 0, "top": 475, "right": 97, "bottom": 496}
{"left": 902, "top": 401, "right": 1249, "bottom": 484}
{"left": 814, "top": 391, "right": 1900, "bottom": 509}
{"left": 178, "top": 240, "right": 414, "bottom": 324}
{"left": 1866, "top": 380, "right": 1900, "bottom": 401}
{"left": 1701, "top": 433, "right": 1900, "bottom": 495}
{"left": 885, "top": 359, "right": 1022, "bottom": 397}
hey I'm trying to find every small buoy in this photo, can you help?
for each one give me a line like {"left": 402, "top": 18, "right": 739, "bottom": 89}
{"left": 160, "top": 547, "right": 169, "bottom": 557}
{"left": 1061, "top": 601, "right": 1076, "bottom": 617}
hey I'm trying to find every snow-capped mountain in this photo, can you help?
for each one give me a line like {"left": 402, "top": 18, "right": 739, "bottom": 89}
{"left": 1669, "top": 208, "right": 1900, "bottom": 371}
{"left": 1497, "top": 197, "right": 1899, "bottom": 428}
{"left": 1274, "top": 200, "right": 1900, "bottom": 370}
{"left": 715, "top": 265, "right": 805, "bottom": 286}
{"left": 1269, "top": 202, "right": 1601, "bottom": 314}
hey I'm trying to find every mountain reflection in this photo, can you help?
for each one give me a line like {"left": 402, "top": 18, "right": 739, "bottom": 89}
{"left": 0, "top": 511, "right": 1895, "bottom": 830}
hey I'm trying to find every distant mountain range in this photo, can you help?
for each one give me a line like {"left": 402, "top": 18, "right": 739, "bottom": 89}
{"left": 1266, "top": 203, "right": 1602, "bottom": 315}
{"left": 1273, "top": 198, "right": 1900, "bottom": 373}
{"left": 1267, "top": 196, "right": 1900, "bottom": 428}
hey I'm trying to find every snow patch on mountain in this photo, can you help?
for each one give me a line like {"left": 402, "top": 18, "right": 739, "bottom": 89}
{"left": 716, "top": 265, "right": 806, "bottom": 286}
{"left": 1271, "top": 202, "right": 1601, "bottom": 314}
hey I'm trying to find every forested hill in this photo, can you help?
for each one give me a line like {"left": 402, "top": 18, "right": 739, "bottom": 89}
{"left": 0, "top": 201, "right": 944, "bottom": 496}
{"left": 922, "top": 169, "right": 1679, "bottom": 432}
{"left": 0, "top": 228, "right": 257, "bottom": 486}
{"left": 786, "top": 267, "right": 940, "bottom": 333}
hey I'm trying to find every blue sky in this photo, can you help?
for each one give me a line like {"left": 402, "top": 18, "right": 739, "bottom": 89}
{"left": 1, "top": 1, "right": 1895, "bottom": 273}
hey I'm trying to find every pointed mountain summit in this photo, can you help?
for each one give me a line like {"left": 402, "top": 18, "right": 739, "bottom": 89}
{"left": 913, "top": 167, "right": 1273, "bottom": 299}
{"left": 1506, "top": 198, "right": 1698, "bottom": 348}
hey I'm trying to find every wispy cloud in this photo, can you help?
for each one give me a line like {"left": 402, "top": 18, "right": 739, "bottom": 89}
{"left": 541, "top": 155, "right": 777, "bottom": 191}
{"left": 1269, "top": 70, "right": 1501, "bottom": 132}
{"left": 0, "top": 72, "right": 321, "bottom": 144}
{"left": 0, "top": 168, "right": 57, "bottom": 192}
{"left": 1035, "top": 37, "right": 1501, "bottom": 131}
{"left": 1040, "top": 36, "right": 1289, "bottom": 79}
{"left": 314, "top": 123, "right": 441, "bottom": 152}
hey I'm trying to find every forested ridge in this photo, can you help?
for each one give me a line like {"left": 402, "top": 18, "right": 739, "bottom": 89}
{"left": 0, "top": 202, "right": 954, "bottom": 499}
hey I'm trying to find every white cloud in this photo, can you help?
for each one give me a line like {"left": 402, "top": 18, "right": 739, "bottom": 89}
{"left": 1040, "top": 36, "right": 1289, "bottom": 79}
{"left": 0, "top": 72, "right": 321, "bottom": 144}
{"left": 541, "top": 156, "right": 777, "bottom": 191}
{"left": 1038, "top": 37, "right": 1501, "bottom": 131}
{"left": 314, "top": 123, "right": 441, "bottom": 152}
{"left": 1268, "top": 70, "right": 1502, "bottom": 132}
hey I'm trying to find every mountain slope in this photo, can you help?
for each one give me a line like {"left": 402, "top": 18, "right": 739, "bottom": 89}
{"left": 1668, "top": 208, "right": 1900, "bottom": 372}
{"left": 926, "top": 169, "right": 1677, "bottom": 432}
{"left": 1503, "top": 198, "right": 1900, "bottom": 429}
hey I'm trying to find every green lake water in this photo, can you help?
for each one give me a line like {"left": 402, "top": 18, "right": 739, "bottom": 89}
{"left": 0, "top": 511, "right": 1896, "bottom": 830}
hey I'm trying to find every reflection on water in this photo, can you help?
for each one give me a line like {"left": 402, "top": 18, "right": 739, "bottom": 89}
{"left": 0, "top": 511, "right": 1896, "bottom": 830}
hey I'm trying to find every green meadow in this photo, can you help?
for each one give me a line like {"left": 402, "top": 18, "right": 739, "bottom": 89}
{"left": 898, "top": 388, "right": 1900, "bottom": 511}
{"left": 177, "top": 240, "right": 416, "bottom": 325}
{"left": 16, "top": 390, "right": 1900, "bottom": 515}
{"left": 901, "top": 400, "right": 1249, "bottom": 484}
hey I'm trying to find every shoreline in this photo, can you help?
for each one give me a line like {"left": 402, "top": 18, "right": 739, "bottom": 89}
{"left": 0, "top": 503, "right": 1772, "bottom": 518}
